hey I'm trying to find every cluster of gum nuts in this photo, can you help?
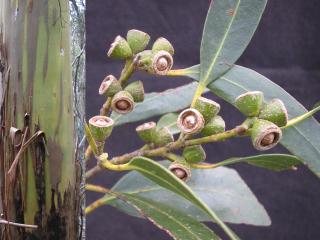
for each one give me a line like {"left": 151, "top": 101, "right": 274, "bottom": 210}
{"left": 87, "top": 29, "right": 289, "bottom": 182}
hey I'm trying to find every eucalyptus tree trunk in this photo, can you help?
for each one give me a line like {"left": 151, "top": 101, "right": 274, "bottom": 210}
{"left": 0, "top": 0, "right": 84, "bottom": 239}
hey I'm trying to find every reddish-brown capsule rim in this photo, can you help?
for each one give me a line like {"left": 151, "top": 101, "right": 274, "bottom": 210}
{"left": 107, "top": 36, "right": 121, "bottom": 57}
{"left": 99, "top": 75, "right": 117, "bottom": 95}
{"left": 136, "top": 122, "right": 156, "bottom": 132}
{"left": 111, "top": 93, "right": 135, "bottom": 114}
{"left": 177, "top": 108, "right": 205, "bottom": 134}
{"left": 152, "top": 50, "right": 173, "bottom": 75}
{"left": 169, "top": 162, "right": 191, "bottom": 182}
{"left": 254, "top": 126, "right": 282, "bottom": 151}
{"left": 89, "top": 116, "right": 114, "bottom": 128}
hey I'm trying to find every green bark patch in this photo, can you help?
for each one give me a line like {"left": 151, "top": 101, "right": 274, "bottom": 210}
{"left": 0, "top": 1, "right": 80, "bottom": 239}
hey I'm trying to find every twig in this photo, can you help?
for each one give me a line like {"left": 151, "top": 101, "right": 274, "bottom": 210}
{"left": 86, "top": 127, "right": 240, "bottom": 179}
{"left": 7, "top": 129, "right": 44, "bottom": 182}
{"left": 0, "top": 218, "right": 38, "bottom": 229}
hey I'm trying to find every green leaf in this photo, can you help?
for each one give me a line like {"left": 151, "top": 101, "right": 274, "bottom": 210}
{"left": 84, "top": 121, "right": 98, "bottom": 155}
{"left": 157, "top": 113, "right": 180, "bottom": 135}
{"left": 117, "top": 194, "right": 221, "bottom": 240}
{"left": 200, "top": 0, "right": 267, "bottom": 85}
{"left": 111, "top": 83, "right": 199, "bottom": 126}
{"left": 125, "top": 157, "right": 240, "bottom": 240}
{"left": 105, "top": 161, "right": 270, "bottom": 226}
{"left": 212, "top": 154, "right": 302, "bottom": 171}
{"left": 173, "top": 64, "right": 320, "bottom": 177}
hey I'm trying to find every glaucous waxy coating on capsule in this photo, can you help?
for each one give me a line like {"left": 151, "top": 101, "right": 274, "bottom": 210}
{"left": 107, "top": 35, "right": 133, "bottom": 59}
{"left": 126, "top": 29, "right": 150, "bottom": 54}
{"left": 153, "top": 127, "right": 174, "bottom": 147}
{"left": 151, "top": 50, "right": 173, "bottom": 75}
{"left": 259, "top": 99, "right": 288, "bottom": 127}
{"left": 99, "top": 75, "right": 122, "bottom": 97}
{"left": 201, "top": 115, "right": 226, "bottom": 136}
{"left": 235, "top": 91, "right": 264, "bottom": 117}
{"left": 136, "top": 122, "right": 157, "bottom": 143}
{"left": 169, "top": 161, "right": 191, "bottom": 182}
{"left": 136, "top": 50, "right": 153, "bottom": 70}
{"left": 111, "top": 90, "right": 135, "bottom": 114}
{"left": 194, "top": 97, "right": 220, "bottom": 123}
{"left": 251, "top": 119, "right": 282, "bottom": 151}
{"left": 88, "top": 116, "right": 114, "bottom": 142}
{"left": 124, "top": 81, "right": 145, "bottom": 103}
{"left": 177, "top": 108, "right": 205, "bottom": 135}
{"left": 152, "top": 37, "right": 175, "bottom": 55}
{"left": 183, "top": 145, "right": 206, "bottom": 164}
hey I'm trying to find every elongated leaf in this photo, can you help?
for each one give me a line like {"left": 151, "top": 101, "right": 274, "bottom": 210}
{"left": 173, "top": 64, "right": 320, "bottom": 177}
{"left": 211, "top": 154, "right": 302, "bottom": 171}
{"left": 200, "top": 0, "right": 267, "bottom": 85}
{"left": 105, "top": 162, "right": 270, "bottom": 226}
{"left": 111, "top": 83, "right": 199, "bottom": 126}
{"left": 157, "top": 113, "right": 180, "bottom": 135}
{"left": 126, "top": 157, "right": 240, "bottom": 239}
{"left": 118, "top": 194, "right": 221, "bottom": 240}
{"left": 84, "top": 122, "right": 98, "bottom": 155}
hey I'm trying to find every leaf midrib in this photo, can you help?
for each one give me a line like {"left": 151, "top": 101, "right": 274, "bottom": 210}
{"left": 201, "top": 0, "right": 241, "bottom": 85}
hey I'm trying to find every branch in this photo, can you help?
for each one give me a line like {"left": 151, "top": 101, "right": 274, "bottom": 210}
{"left": 86, "top": 127, "right": 240, "bottom": 179}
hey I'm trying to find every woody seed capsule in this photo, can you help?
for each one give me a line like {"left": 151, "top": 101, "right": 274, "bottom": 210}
{"left": 136, "top": 122, "right": 157, "bottom": 143}
{"left": 259, "top": 98, "right": 288, "bottom": 127}
{"left": 152, "top": 37, "right": 175, "bottom": 55}
{"left": 169, "top": 161, "right": 191, "bottom": 182}
{"left": 107, "top": 35, "right": 133, "bottom": 59}
{"left": 177, "top": 108, "right": 205, "bottom": 135}
{"left": 111, "top": 90, "right": 135, "bottom": 114}
{"left": 126, "top": 29, "right": 150, "bottom": 54}
{"left": 251, "top": 119, "right": 282, "bottom": 151}
{"left": 88, "top": 116, "right": 114, "bottom": 142}
{"left": 194, "top": 97, "right": 221, "bottom": 123}
{"left": 235, "top": 91, "right": 264, "bottom": 117}
{"left": 183, "top": 145, "right": 206, "bottom": 164}
{"left": 124, "top": 81, "right": 145, "bottom": 103}
{"left": 200, "top": 115, "right": 226, "bottom": 136}
{"left": 99, "top": 75, "right": 122, "bottom": 97}
{"left": 151, "top": 50, "right": 173, "bottom": 75}
{"left": 153, "top": 127, "right": 174, "bottom": 147}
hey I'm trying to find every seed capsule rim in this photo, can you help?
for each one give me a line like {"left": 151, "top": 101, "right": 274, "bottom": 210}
{"left": 89, "top": 115, "right": 114, "bottom": 128}
{"left": 152, "top": 50, "right": 173, "bottom": 75}
{"left": 111, "top": 91, "right": 135, "bottom": 114}
{"left": 99, "top": 75, "right": 122, "bottom": 97}
{"left": 177, "top": 108, "right": 205, "bottom": 135}
{"left": 107, "top": 35, "right": 133, "bottom": 59}
{"left": 168, "top": 162, "right": 191, "bottom": 182}
{"left": 251, "top": 119, "right": 283, "bottom": 151}
{"left": 88, "top": 115, "right": 115, "bottom": 143}
{"left": 136, "top": 121, "right": 157, "bottom": 143}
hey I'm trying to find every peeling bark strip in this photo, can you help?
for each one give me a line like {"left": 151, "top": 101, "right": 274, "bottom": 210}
{"left": 0, "top": 1, "right": 81, "bottom": 239}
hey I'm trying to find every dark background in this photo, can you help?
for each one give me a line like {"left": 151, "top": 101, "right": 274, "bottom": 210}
{"left": 86, "top": 0, "right": 320, "bottom": 239}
